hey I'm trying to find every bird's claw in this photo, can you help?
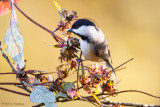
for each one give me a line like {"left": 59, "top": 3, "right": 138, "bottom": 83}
{"left": 76, "top": 58, "right": 83, "bottom": 63}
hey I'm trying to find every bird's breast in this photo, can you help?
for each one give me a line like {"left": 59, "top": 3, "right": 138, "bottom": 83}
{"left": 80, "top": 40, "right": 102, "bottom": 62}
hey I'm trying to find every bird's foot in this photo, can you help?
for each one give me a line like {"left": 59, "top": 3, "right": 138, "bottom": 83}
{"left": 76, "top": 58, "right": 85, "bottom": 63}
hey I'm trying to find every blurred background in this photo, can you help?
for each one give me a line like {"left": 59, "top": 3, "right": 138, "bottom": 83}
{"left": 0, "top": 0, "right": 160, "bottom": 106}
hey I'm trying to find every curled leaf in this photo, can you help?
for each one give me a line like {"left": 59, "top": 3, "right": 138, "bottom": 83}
{"left": 53, "top": 0, "right": 61, "bottom": 12}
{"left": 91, "top": 92, "right": 102, "bottom": 106}
{"left": 3, "top": 1, "right": 25, "bottom": 69}
{"left": 53, "top": 0, "right": 62, "bottom": 19}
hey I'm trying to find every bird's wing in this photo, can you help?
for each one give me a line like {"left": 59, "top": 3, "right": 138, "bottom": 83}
{"left": 107, "top": 45, "right": 113, "bottom": 64}
{"left": 92, "top": 41, "right": 117, "bottom": 83}
{"left": 91, "top": 40, "right": 109, "bottom": 61}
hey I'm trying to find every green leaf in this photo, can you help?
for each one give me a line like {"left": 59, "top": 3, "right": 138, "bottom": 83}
{"left": 61, "top": 82, "right": 75, "bottom": 91}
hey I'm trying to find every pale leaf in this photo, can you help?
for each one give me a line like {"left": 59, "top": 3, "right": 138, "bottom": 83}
{"left": 3, "top": 3, "right": 25, "bottom": 69}
{"left": 30, "top": 85, "right": 57, "bottom": 107}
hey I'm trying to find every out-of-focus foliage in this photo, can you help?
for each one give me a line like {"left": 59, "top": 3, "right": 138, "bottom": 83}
{"left": 0, "top": 0, "right": 21, "bottom": 16}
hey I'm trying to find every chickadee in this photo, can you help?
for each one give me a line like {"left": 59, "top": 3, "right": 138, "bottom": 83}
{"left": 67, "top": 19, "right": 117, "bottom": 83}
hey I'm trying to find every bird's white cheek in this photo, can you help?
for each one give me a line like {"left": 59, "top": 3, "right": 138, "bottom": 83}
{"left": 72, "top": 26, "right": 88, "bottom": 36}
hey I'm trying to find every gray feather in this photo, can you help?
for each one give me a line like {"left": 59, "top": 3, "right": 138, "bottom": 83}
{"left": 105, "top": 59, "right": 117, "bottom": 83}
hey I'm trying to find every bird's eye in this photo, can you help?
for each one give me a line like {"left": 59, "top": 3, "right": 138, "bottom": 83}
{"left": 75, "top": 26, "right": 79, "bottom": 29}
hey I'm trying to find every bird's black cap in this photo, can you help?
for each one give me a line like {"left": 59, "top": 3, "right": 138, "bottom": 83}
{"left": 71, "top": 19, "right": 96, "bottom": 29}
{"left": 67, "top": 19, "right": 98, "bottom": 41}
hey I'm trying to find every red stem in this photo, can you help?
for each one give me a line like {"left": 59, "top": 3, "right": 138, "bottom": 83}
{"left": 0, "top": 83, "right": 22, "bottom": 85}
{"left": 13, "top": 3, "right": 65, "bottom": 43}
{"left": 96, "top": 90, "right": 160, "bottom": 99}
{"left": 0, "top": 86, "right": 30, "bottom": 96}
{"left": 0, "top": 82, "right": 52, "bottom": 86}
{"left": 0, "top": 72, "right": 16, "bottom": 75}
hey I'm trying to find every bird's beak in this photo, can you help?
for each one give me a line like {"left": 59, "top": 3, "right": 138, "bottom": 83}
{"left": 67, "top": 29, "right": 73, "bottom": 33}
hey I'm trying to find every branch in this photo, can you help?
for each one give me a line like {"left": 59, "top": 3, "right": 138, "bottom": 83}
{"left": 0, "top": 41, "right": 16, "bottom": 73}
{"left": 102, "top": 101, "right": 160, "bottom": 107}
{"left": 0, "top": 86, "right": 30, "bottom": 97}
{"left": 113, "top": 58, "right": 134, "bottom": 71}
{"left": 0, "top": 82, "right": 22, "bottom": 85}
{"left": 96, "top": 90, "right": 160, "bottom": 99}
{"left": 0, "top": 72, "right": 16, "bottom": 75}
{"left": 0, "top": 82, "right": 52, "bottom": 86}
{"left": 32, "top": 103, "right": 44, "bottom": 107}
{"left": 13, "top": 3, "right": 65, "bottom": 43}
{"left": 56, "top": 97, "right": 99, "bottom": 107}
{"left": 77, "top": 52, "right": 82, "bottom": 89}
{"left": 16, "top": 85, "right": 31, "bottom": 93}
{"left": 55, "top": 94, "right": 160, "bottom": 107}
{"left": 0, "top": 41, "right": 32, "bottom": 93}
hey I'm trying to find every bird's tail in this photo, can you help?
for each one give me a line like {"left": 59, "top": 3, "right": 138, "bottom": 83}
{"left": 105, "top": 60, "right": 117, "bottom": 83}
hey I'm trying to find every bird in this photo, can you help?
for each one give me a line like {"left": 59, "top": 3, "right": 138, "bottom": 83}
{"left": 67, "top": 19, "right": 117, "bottom": 83}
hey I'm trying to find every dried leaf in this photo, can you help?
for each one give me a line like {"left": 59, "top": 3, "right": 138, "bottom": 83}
{"left": 91, "top": 92, "right": 102, "bottom": 106}
{"left": 53, "top": 0, "right": 62, "bottom": 19}
{"left": 3, "top": 2, "right": 25, "bottom": 69}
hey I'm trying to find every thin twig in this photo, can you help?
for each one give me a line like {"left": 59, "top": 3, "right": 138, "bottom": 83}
{"left": 30, "top": 71, "right": 57, "bottom": 76}
{"left": 102, "top": 101, "right": 160, "bottom": 107}
{"left": 0, "top": 82, "right": 52, "bottom": 86}
{"left": 0, "top": 83, "right": 23, "bottom": 85}
{"left": 32, "top": 103, "right": 44, "bottom": 107}
{"left": 77, "top": 63, "right": 80, "bottom": 89}
{"left": 56, "top": 97, "right": 99, "bottom": 107}
{"left": 1, "top": 41, "right": 33, "bottom": 93}
{"left": 13, "top": 3, "right": 65, "bottom": 43}
{"left": 0, "top": 86, "right": 30, "bottom": 96}
{"left": 96, "top": 90, "right": 160, "bottom": 99}
{"left": 114, "top": 67, "right": 126, "bottom": 72}
{"left": 113, "top": 58, "right": 134, "bottom": 71}
{"left": 77, "top": 52, "right": 82, "bottom": 90}
{"left": 16, "top": 85, "right": 31, "bottom": 93}
{"left": 56, "top": 93, "right": 160, "bottom": 107}
{"left": 101, "top": 58, "right": 134, "bottom": 77}
{"left": 0, "top": 41, "right": 16, "bottom": 73}
{"left": 20, "top": 81, "right": 32, "bottom": 93}
{"left": 0, "top": 72, "right": 16, "bottom": 75}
